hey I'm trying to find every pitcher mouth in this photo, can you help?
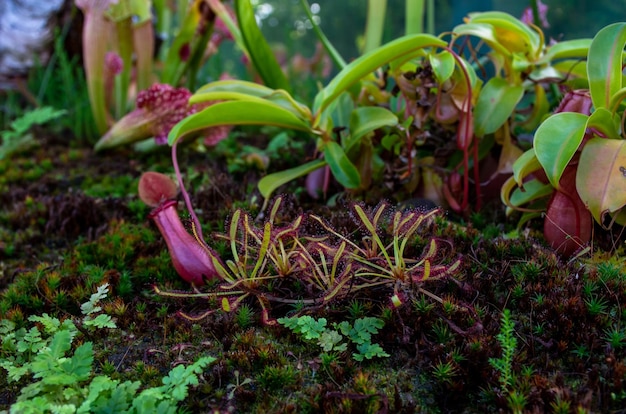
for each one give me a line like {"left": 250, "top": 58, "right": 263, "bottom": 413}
{"left": 148, "top": 199, "right": 178, "bottom": 219}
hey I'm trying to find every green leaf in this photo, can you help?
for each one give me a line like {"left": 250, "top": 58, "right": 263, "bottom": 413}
{"left": 318, "top": 330, "right": 345, "bottom": 352}
{"left": 428, "top": 51, "right": 456, "bottom": 84}
{"left": 509, "top": 179, "right": 554, "bottom": 207}
{"left": 84, "top": 314, "right": 116, "bottom": 329}
{"left": 347, "top": 106, "right": 398, "bottom": 150}
{"left": 28, "top": 314, "right": 61, "bottom": 335}
{"left": 452, "top": 23, "right": 510, "bottom": 56}
{"left": 608, "top": 88, "right": 626, "bottom": 113}
{"left": 160, "top": 356, "right": 215, "bottom": 401}
{"left": 474, "top": 77, "right": 524, "bottom": 137}
{"left": 195, "top": 79, "right": 275, "bottom": 97}
{"left": 537, "top": 38, "right": 591, "bottom": 64}
{"left": 577, "top": 138, "right": 626, "bottom": 226}
{"left": 348, "top": 317, "right": 384, "bottom": 344}
{"left": 466, "top": 11, "right": 541, "bottom": 56}
{"left": 329, "top": 92, "right": 355, "bottom": 131}
{"left": 235, "top": 0, "right": 290, "bottom": 91}
{"left": 313, "top": 33, "right": 447, "bottom": 115}
{"left": 17, "top": 327, "right": 43, "bottom": 353}
{"left": 512, "top": 149, "right": 542, "bottom": 186}
{"left": 66, "top": 342, "right": 93, "bottom": 381}
{"left": 323, "top": 141, "right": 361, "bottom": 189}
{"left": 191, "top": 80, "right": 311, "bottom": 119}
{"left": 30, "top": 330, "right": 72, "bottom": 378}
{"left": 586, "top": 107, "right": 621, "bottom": 140}
{"left": 299, "top": 317, "right": 327, "bottom": 340}
{"left": 168, "top": 101, "right": 312, "bottom": 145}
{"left": 9, "top": 107, "right": 67, "bottom": 134}
{"left": 258, "top": 159, "right": 327, "bottom": 199}
{"left": 587, "top": 22, "right": 626, "bottom": 109}
{"left": 90, "top": 381, "right": 137, "bottom": 413}
{"left": 279, "top": 316, "right": 328, "bottom": 340}
{"left": 533, "top": 112, "right": 588, "bottom": 190}
{"left": 2, "top": 362, "right": 30, "bottom": 383}
{"left": 78, "top": 376, "right": 122, "bottom": 413}
{"left": 354, "top": 342, "right": 390, "bottom": 361}
{"left": 81, "top": 283, "right": 110, "bottom": 316}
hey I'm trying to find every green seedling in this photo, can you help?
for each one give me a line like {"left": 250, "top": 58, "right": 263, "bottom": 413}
{"left": 278, "top": 315, "right": 389, "bottom": 361}
{"left": 0, "top": 107, "right": 66, "bottom": 160}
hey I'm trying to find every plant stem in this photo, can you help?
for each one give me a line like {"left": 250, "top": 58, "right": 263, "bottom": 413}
{"left": 530, "top": 0, "right": 541, "bottom": 28}
{"left": 81, "top": 8, "right": 110, "bottom": 134}
{"left": 171, "top": 141, "right": 205, "bottom": 241}
{"left": 426, "top": 0, "right": 435, "bottom": 35}
{"left": 405, "top": 0, "right": 424, "bottom": 35}
{"left": 363, "top": 0, "right": 387, "bottom": 53}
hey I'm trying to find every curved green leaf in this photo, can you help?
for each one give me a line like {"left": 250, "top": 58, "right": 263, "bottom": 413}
{"left": 313, "top": 34, "right": 447, "bottom": 115}
{"left": 428, "top": 51, "right": 455, "bottom": 84}
{"left": 195, "top": 79, "right": 276, "bottom": 96}
{"left": 512, "top": 149, "right": 542, "bottom": 186}
{"left": 587, "top": 22, "right": 626, "bottom": 109}
{"left": 452, "top": 23, "right": 509, "bottom": 57}
{"left": 167, "top": 101, "right": 312, "bottom": 145}
{"left": 329, "top": 92, "right": 355, "bottom": 130}
{"left": 552, "top": 60, "right": 589, "bottom": 83}
{"left": 468, "top": 11, "right": 541, "bottom": 56}
{"left": 191, "top": 80, "right": 312, "bottom": 119}
{"left": 323, "top": 141, "right": 361, "bottom": 189}
{"left": 608, "top": 87, "right": 626, "bottom": 114}
{"left": 533, "top": 112, "right": 588, "bottom": 190}
{"left": 501, "top": 176, "right": 551, "bottom": 216}
{"left": 348, "top": 107, "right": 398, "bottom": 149}
{"left": 517, "top": 211, "right": 544, "bottom": 228}
{"left": 258, "top": 159, "right": 327, "bottom": 199}
{"left": 577, "top": 138, "right": 626, "bottom": 226}
{"left": 235, "top": 0, "right": 290, "bottom": 91}
{"left": 537, "top": 38, "right": 591, "bottom": 64}
{"left": 517, "top": 83, "right": 549, "bottom": 130}
{"left": 474, "top": 77, "right": 524, "bottom": 137}
{"left": 586, "top": 107, "right": 621, "bottom": 140}
{"left": 509, "top": 179, "right": 554, "bottom": 207}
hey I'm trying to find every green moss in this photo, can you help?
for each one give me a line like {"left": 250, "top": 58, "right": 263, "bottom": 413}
{"left": 257, "top": 365, "right": 298, "bottom": 391}
{"left": 81, "top": 174, "right": 138, "bottom": 198}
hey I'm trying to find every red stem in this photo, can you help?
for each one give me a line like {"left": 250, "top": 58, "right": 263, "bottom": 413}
{"left": 171, "top": 140, "right": 205, "bottom": 241}
{"left": 444, "top": 46, "right": 475, "bottom": 212}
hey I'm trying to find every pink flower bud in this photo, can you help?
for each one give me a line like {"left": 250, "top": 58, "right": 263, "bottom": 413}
{"left": 521, "top": 0, "right": 549, "bottom": 28}
{"left": 104, "top": 51, "right": 123, "bottom": 75}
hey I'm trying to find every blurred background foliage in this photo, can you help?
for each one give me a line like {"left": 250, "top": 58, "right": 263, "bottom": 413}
{"left": 2, "top": 0, "right": 624, "bottom": 140}
{"left": 249, "top": 0, "right": 625, "bottom": 63}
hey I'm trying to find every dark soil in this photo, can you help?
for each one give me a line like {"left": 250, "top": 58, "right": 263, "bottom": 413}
{"left": 1, "top": 135, "right": 626, "bottom": 413}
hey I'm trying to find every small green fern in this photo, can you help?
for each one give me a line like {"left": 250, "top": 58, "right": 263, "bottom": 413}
{"left": 1, "top": 283, "right": 216, "bottom": 413}
{"left": 278, "top": 315, "right": 389, "bottom": 361}
{"left": 0, "top": 106, "right": 67, "bottom": 159}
